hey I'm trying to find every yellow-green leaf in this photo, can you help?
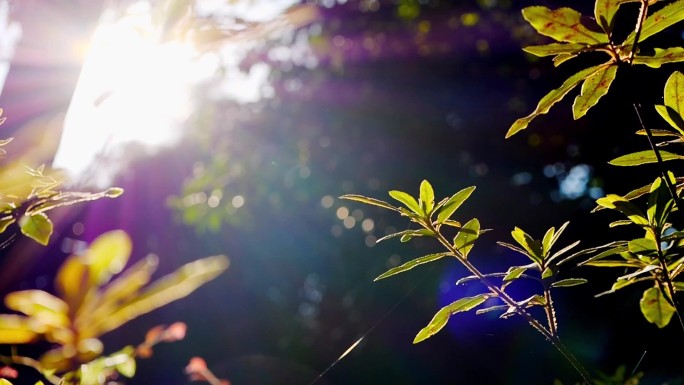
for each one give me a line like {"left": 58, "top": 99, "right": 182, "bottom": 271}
{"left": 339, "top": 194, "right": 398, "bottom": 212}
{"left": 419, "top": 180, "right": 435, "bottom": 214}
{"left": 0, "top": 314, "right": 38, "bottom": 343}
{"left": 595, "top": 0, "right": 639, "bottom": 32}
{"left": 374, "top": 252, "right": 450, "bottom": 281}
{"left": 654, "top": 105, "right": 684, "bottom": 135}
{"left": 511, "top": 227, "right": 543, "bottom": 264}
{"left": 55, "top": 254, "right": 89, "bottom": 313}
{"left": 572, "top": 64, "right": 618, "bottom": 119}
{"left": 633, "top": 47, "right": 684, "bottom": 68}
{"left": 609, "top": 150, "right": 684, "bottom": 166}
{"left": 550, "top": 278, "right": 587, "bottom": 288}
{"left": 522, "top": 6, "right": 608, "bottom": 44}
{"left": 19, "top": 213, "right": 53, "bottom": 245}
{"left": 664, "top": 71, "right": 684, "bottom": 121}
{"left": 413, "top": 294, "right": 489, "bottom": 343}
{"left": 624, "top": 0, "right": 684, "bottom": 45}
{"left": 436, "top": 186, "right": 476, "bottom": 224}
{"left": 4, "top": 290, "right": 69, "bottom": 328}
{"left": 640, "top": 286, "right": 675, "bottom": 328}
{"left": 81, "top": 255, "right": 229, "bottom": 338}
{"left": 454, "top": 218, "right": 480, "bottom": 258}
{"left": 388, "top": 190, "right": 421, "bottom": 215}
{"left": 507, "top": 65, "right": 604, "bottom": 137}
{"left": 84, "top": 230, "right": 133, "bottom": 286}
{"left": 523, "top": 43, "right": 588, "bottom": 57}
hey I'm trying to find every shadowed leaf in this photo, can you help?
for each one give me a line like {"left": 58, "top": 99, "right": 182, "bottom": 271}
{"left": 454, "top": 218, "right": 480, "bottom": 258}
{"left": 374, "top": 252, "right": 450, "bottom": 281}
{"left": 654, "top": 105, "right": 684, "bottom": 135}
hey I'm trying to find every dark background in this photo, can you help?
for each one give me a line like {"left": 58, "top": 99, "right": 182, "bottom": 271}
{"left": 0, "top": 1, "right": 683, "bottom": 384}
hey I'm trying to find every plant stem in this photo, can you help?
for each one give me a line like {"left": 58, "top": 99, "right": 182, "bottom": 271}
{"left": 429, "top": 227, "right": 593, "bottom": 384}
{"left": 543, "top": 289, "right": 558, "bottom": 337}
{"left": 653, "top": 230, "right": 684, "bottom": 331}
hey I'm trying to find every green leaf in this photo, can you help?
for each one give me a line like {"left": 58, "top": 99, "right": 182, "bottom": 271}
{"left": 665, "top": 71, "right": 684, "bottom": 115}
{"left": 608, "top": 150, "right": 684, "bottom": 166}
{"left": 376, "top": 229, "right": 434, "bottom": 243}
{"left": 419, "top": 180, "right": 435, "bottom": 215}
{"left": 541, "top": 226, "right": 555, "bottom": 257}
{"left": 654, "top": 105, "right": 684, "bottom": 135}
{"left": 18, "top": 213, "right": 53, "bottom": 245}
{"left": 454, "top": 218, "right": 480, "bottom": 258}
{"left": 550, "top": 278, "right": 588, "bottom": 288}
{"left": 595, "top": 194, "right": 648, "bottom": 225}
{"left": 647, "top": 176, "right": 675, "bottom": 228}
{"left": 4, "top": 290, "right": 69, "bottom": 328}
{"left": 634, "top": 47, "right": 684, "bottom": 68}
{"left": 572, "top": 64, "right": 617, "bottom": 119}
{"left": 553, "top": 53, "right": 578, "bottom": 67}
{"left": 506, "top": 65, "right": 604, "bottom": 137}
{"left": 85, "top": 230, "right": 133, "bottom": 286}
{"left": 80, "top": 255, "right": 229, "bottom": 338}
{"left": 595, "top": 0, "right": 639, "bottom": 32}
{"left": 340, "top": 194, "right": 398, "bottom": 212}
{"left": 413, "top": 294, "right": 489, "bottom": 343}
{"left": 640, "top": 286, "right": 676, "bottom": 328}
{"left": 510, "top": 227, "right": 543, "bottom": 264}
{"left": 388, "top": 190, "right": 422, "bottom": 215}
{"left": 503, "top": 266, "right": 530, "bottom": 281}
{"left": 523, "top": 43, "right": 588, "bottom": 57}
{"left": 522, "top": 6, "right": 608, "bottom": 44}
{"left": 0, "top": 379, "right": 12, "bottom": 385}
{"left": 105, "top": 187, "right": 125, "bottom": 198}
{"left": 436, "top": 186, "right": 476, "bottom": 223}
{"left": 0, "top": 314, "right": 38, "bottom": 343}
{"left": 0, "top": 217, "right": 14, "bottom": 233}
{"left": 628, "top": 238, "right": 658, "bottom": 254}
{"left": 374, "top": 252, "right": 450, "bottom": 281}
{"left": 624, "top": 0, "right": 684, "bottom": 45}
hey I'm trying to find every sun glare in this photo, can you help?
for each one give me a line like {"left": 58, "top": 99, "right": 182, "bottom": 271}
{"left": 51, "top": 3, "right": 254, "bottom": 187}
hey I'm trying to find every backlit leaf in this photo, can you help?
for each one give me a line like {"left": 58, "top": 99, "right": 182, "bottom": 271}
{"left": 81, "top": 255, "right": 229, "bottom": 338}
{"left": 541, "top": 226, "right": 555, "bottom": 257}
{"left": 595, "top": 194, "right": 648, "bottom": 225}
{"left": 419, "top": 180, "right": 435, "bottom": 214}
{"left": 507, "top": 65, "right": 603, "bottom": 137}
{"left": 628, "top": 238, "right": 658, "bottom": 254}
{"left": 503, "top": 266, "right": 529, "bottom": 281}
{"left": 550, "top": 278, "right": 588, "bottom": 288}
{"left": 665, "top": 71, "right": 684, "bottom": 115}
{"left": 624, "top": 0, "right": 684, "bottom": 45}
{"left": 4, "top": 290, "right": 69, "bottom": 328}
{"left": 654, "top": 105, "right": 684, "bottom": 135}
{"left": 436, "top": 186, "right": 476, "bottom": 223}
{"left": 595, "top": 0, "right": 639, "bottom": 32}
{"left": 374, "top": 252, "right": 450, "bottom": 281}
{"left": 453, "top": 218, "right": 480, "bottom": 258}
{"left": 55, "top": 254, "right": 89, "bottom": 312}
{"left": 85, "top": 230, "right": 133, "bottom": 287}
{"left": 19, "top": 213, "right": 53, "bottom": 245}
{"left": 413, "top": 294, "right": 489, "bottom": 343}
{"left": 388, "top": 190, "right": 421, "bottom": 215}
{"left": 511, "top": 227, "right": 543, "bottom": 264}
{"left": 522, "top": 6, "right": 607, "bottom": 44}
{"left": 608, "top": 150, "right": 684, "bottom": 166}
{"left": 523, "top": 43, "right": 587, "bottom": 57}
{"left": 634, "top": 47, "right": 684, "bottom": 68}
{"left": 640, "top": 286, "right": 675, "bottom": 328}
{"left": 553, "top": 52, "right": 578, "bottom": 66}
{"left": 376, "top": 229, "right": 434, "bottom": 243}
{"left": 340, "top": 194, "right": 398, "bottom": 212}
{"left": 572, "top": 64, "right": 617, "bottom": 119}
{"left": 0, "top": 314, "right": 38, "bottom": 343}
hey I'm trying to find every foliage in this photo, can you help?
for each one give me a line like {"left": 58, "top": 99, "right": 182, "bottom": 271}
{"left": 343, "top": 0, "right": 684, "bottom": 384}
{"left": 0, "top": 230, "right": 228, "bottom": 384}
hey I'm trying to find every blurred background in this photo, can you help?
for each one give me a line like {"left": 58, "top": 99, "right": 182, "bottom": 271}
{"left": 0, "top": 0, "right": 682, "bottom": 384}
